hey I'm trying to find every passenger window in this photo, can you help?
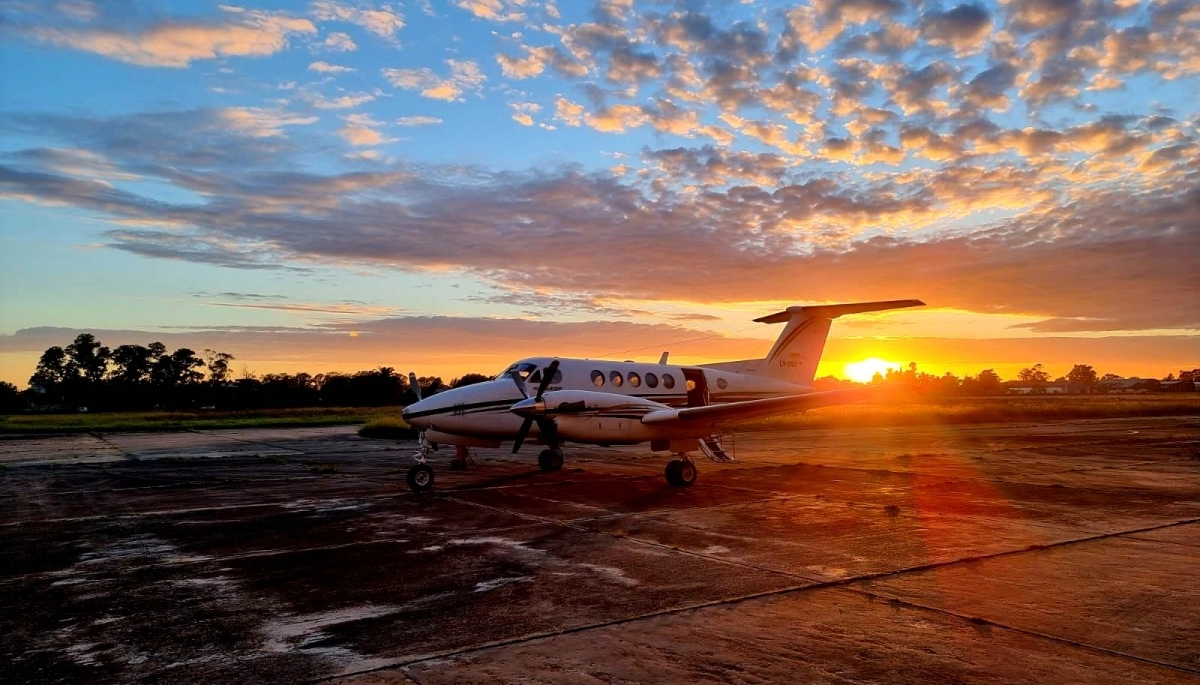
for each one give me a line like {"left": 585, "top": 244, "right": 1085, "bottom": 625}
{"left": 628, "top": 372, "right": 641, "bottom": 387}
{"left": 591, "top": 370, "right": 605, "bottom": 386}
{"left": 646, "top": 372, "right": 659, "bottom": 388}
{"left": 662, "top": 374, "right": 675, "bottom": 389}
{"left": 717, "top": 378, "right": 728, "bottom": 390}
{"left": 610, "top": 371, "right": 623, "bottom": 387}
{"left": 551, "top": 368, "right": 563, "bottom": 384}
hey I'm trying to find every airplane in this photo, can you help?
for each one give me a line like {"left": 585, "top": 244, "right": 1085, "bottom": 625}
{"left": 399, "top": 299, "right": 923, "bottom": 492}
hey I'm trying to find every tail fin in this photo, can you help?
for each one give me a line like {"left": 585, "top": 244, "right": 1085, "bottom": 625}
{"left": 753, "top": 299, "right": 924, "bottom": 386}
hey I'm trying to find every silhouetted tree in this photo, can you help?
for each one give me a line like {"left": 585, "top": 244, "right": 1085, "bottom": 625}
{"left": 30, "top": 346, "right": 70, "bottom": 390}
{"left": 1017, "top": 364, "right": 1051, "bottom": 383}
{"left": 204, "top": 349, "right": 235, "bottom": 384}
{"left": 451, "top": 373, "right": 491, "bottom": 388}
{"left": 1067, "top": 364, "right": 1098, "bottom": 390}
{"left": 65, "top": 333, "right": 111, "bottom": 383}
{"left": 963, "top": 369, "right": 1003, "bottom": 395}
{"left": 0, "top": 381, "right": 21, "bottom": 413}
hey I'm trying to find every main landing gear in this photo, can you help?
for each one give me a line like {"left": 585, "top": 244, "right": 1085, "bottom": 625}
{"left": 538, "top": 447, "right": 564, "bottom": 472}
{"left": 664, "top": 456, "right": 698, "bottom": 487}
{"left": 449, "top": 445, "right": 475, "bottom": 471}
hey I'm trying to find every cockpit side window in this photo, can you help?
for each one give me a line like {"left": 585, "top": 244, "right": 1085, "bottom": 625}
{"left": 529, "top": 370, "right": 542, "bottom": 384}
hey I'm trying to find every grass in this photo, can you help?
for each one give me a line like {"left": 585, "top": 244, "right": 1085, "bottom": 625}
{"left": 0, "top": 406, "right": 400, "bottom": 435}
{"left": 357, "top": 414, "right": 419, "bottom": 440}
{"left": 744, "top": 394, "right": 1200, "bottom": 431}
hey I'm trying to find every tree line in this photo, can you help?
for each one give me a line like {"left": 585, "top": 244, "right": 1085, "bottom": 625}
{"left": 0, "top": 333, "right": 1195, "bottom": 414}
{"left": 0, "top": 333, "right": 490, "bottom": 413}
{"left": 814, "top": 362, "right": 1198, "bottom": 395}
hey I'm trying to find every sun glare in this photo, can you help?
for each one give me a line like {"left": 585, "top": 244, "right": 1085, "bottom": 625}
{"left": 843, "top": 358, "right": 902, "bottom": 383}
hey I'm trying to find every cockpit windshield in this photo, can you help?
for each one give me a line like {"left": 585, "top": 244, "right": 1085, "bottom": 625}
{"left": 499, "top": 362, "right": 539, "bottom": 380}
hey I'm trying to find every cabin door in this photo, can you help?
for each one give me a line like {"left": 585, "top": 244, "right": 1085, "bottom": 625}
{"left": 682, "top": 368, "right": 710, "bottom": 407}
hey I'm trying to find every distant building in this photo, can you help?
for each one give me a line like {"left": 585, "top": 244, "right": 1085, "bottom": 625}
{"left": 1005, "top": 382, "right": 1088, "bottom": 395}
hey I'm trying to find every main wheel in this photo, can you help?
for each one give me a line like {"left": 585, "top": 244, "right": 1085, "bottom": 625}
{"left": 406, "top": 464, "right": 435, "bottom": 492}
{"left": 665, "top": 459, "right": 696, "bottom": 487}
{"left": 676, "top": 460, "right": 697, "bottom": 487}
{"left": 538, "top": 448, "right": 564, "bottom": 472}
{"left": 665, "top": 459, "right": 682, "bottom": 485}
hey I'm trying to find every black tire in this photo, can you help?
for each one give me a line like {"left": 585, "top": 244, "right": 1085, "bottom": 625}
{"left": 676, "top": 460, "right": 697, "bottom": 487}
{"left": 538, "top": 449, "right": 564, "bottom": 472}
{"left": 665, "top": 459, "right": 682, "bottom": 486}
{"left": 406, "top": 464, "right": 435, "bottom": 492}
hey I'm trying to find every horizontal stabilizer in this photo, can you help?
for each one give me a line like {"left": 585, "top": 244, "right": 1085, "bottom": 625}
{"left": 754, "top": 299, "right": 924, "bottom": 324}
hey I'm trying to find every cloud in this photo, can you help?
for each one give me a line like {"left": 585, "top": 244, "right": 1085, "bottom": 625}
{"left": 454, "top": 0, "right": 527, "bottom": 23}
{"left": 320, "top": 31, "right": 357, "bottom": 51}
{"left": 395, "top": 116, "right": 443, "bottom": 126}
{"left": 920, "top": 4, "right": 992, "bottom": 55}
{"left": 336, "top": 113, "right": 392, "bottom": 145}
{"left": 22, "top": 6, "right": 315, "bottom": 67}
{"left": 382, "top": 59, "right": 486, "bottom": 101}
{"left": 310, "top": 1, "right": 404, "bottom": 39}
{"left": 496, "top": 45, "right": 588, "bottom": 79}
{"left": 309, "top": 60, "right": 354, "bottom": 73}
{"left": 218, "top": 107, "right": 320, "bottom": 137}
{"left": 509, "top": 102, "right": 541, "bottom": 127}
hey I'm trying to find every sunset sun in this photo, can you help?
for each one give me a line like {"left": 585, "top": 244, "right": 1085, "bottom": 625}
{"left": 843, "top": 358, "right": 902, "bottom": 384}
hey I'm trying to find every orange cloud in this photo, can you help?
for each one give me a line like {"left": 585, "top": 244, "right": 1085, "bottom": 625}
{"left": 28, "top": 7, "right": 315, "bottom": 67}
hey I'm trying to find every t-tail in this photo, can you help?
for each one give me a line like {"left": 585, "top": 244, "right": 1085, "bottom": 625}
{"left": 704, "top": 299, "right": 924, "bottom": 387}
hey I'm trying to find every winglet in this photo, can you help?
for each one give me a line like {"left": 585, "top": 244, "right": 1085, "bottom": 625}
{"left": 753, "top": 299, "right": 924, "bottom": 324}
{"left": 658, "top": 351, "right": 670, "bottom": 364}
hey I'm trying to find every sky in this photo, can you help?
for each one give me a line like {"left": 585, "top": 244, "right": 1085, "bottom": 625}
{"left": 0, "top": 0, "right": 1197, "bottom": 387}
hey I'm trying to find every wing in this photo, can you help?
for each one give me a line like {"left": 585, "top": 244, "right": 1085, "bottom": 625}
{"left": 640, "top": 387, "right": 875, "bottom": 427}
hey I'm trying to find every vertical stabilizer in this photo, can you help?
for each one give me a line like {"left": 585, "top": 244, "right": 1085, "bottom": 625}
{"left": 753, "top": 299, "right": 924, "bottom": 386}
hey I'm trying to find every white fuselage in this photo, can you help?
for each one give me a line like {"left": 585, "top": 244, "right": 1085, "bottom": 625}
{"left": 401, "top": 356, "right": 809, "bottom": 446}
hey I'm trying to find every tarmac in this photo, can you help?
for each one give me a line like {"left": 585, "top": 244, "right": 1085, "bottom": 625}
{"left": 2, "top": 416, "right": 1199, "bottom": 684}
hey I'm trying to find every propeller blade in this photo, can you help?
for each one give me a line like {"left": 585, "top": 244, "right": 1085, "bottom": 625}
{"left": 408, "top": 372, "right": 422, "bottom": 401}
{"left": 535, "top": 359, "right": 560, "bottom": 399}
{"left": 512, "top": 374, "right": 528, "bottom": 398}
{"left": 512, "top": 417, "right": 533, "bottom": 453}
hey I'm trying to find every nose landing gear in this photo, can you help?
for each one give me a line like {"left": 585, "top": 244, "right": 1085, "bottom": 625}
{"left": 665, "top": 456, "right": 697, "bottom": 487}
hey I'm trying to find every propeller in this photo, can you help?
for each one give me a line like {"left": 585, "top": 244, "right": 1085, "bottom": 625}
{"left": 408, "top": 372, "right": 422, "bottom": 401}
{"left": 511, "top": 359, "right": 559, "bottom": 453}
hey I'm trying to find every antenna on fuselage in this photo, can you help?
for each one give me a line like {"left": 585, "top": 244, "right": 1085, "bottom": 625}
{"left": 658, "top": 352, "right": 669, "bottom": 364}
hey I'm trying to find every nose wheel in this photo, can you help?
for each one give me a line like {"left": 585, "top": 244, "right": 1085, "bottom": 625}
{"left": 665, "top": 457, "right": 697, "bottom": 487}
{"left": 538, "top": 448, "right": 564, "bottom": 472}
{"left": 406, "top": 463, "right": 435, "bottom": 492}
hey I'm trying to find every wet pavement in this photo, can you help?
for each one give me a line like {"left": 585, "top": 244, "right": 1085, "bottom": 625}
{"left": 2, "top": 417, "right": 1198, "bottom": 684}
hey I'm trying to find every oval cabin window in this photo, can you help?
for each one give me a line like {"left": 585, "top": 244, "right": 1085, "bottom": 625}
{"left": 662, "top": 374, "right": 676, "bottom": 389}
{"left": 628, "top": 372, "right": 641, "bottom": 387}
{"left": 717, "top": 378, "right": 728, "bottom": 390}
{"left": 591, "top": 370, "right": 604, "bottom": 386}
{"left": 645, "top": 372, "right": 659, "bottom": 388}
{"left": 610, "top": 371, "right": 623, "bottom": 387}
